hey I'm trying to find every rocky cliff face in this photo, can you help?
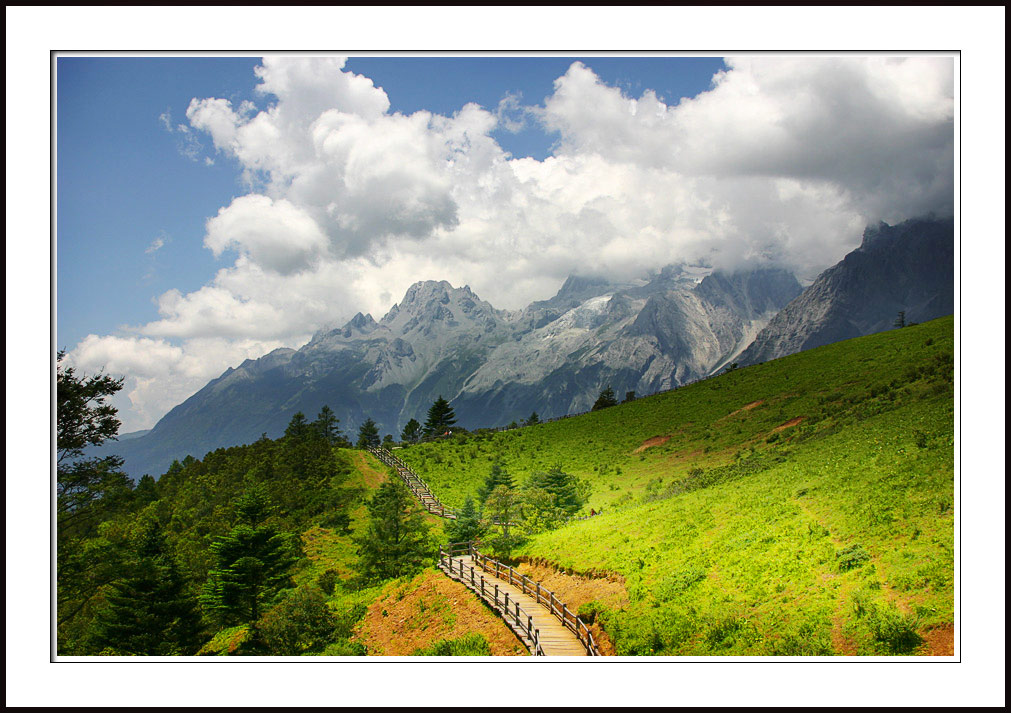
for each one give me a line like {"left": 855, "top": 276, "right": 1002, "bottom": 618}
{"left": 738, "top": 217, "right": 954, "bottom": 366}
{"left": 105, "top": 265, "right": 803, "bottom": 478}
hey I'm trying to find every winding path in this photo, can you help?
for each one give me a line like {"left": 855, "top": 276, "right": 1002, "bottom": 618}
{"left": 367, "top": 446, "right": 599, "bottom": 656}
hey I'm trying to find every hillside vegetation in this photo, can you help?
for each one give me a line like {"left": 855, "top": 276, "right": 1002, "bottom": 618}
{"left": 395, "top": 316, "right": 955, "bottom": 655}
{"left": 57, "top": 316, "right": 953, "bottom": 657}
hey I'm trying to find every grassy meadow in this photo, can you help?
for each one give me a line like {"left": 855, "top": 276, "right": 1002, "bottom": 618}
{"left": 391, "top": 316, "right": 955, "bottom": 655}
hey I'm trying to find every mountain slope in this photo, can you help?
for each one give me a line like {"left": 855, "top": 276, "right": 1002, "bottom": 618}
{"left": 392, "top": 316, "right": 955, "bottom": 655}
{"left": 738, "top": 216, "right": 954, "bottom": 365}
{"left": 104, "top": 267, "right": 800, "bottom": 478}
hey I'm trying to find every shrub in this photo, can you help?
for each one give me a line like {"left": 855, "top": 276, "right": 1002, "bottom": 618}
{"left": 867, "top": 605, "right": 923, "bottom": 654}
{"left": 316, "top": 569, "right": 339, "bottom": 596}
{"left": 411, "top": 633, "right": 491, "bottom": 656}
{"left": 836, "top": 543, "right": 871, "bottom": 572}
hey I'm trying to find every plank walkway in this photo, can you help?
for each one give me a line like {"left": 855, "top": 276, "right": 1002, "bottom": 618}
{"left": 440, "top": 554, "right": 589, "bottom": 656}
{"left": 366, "top": 446, "right": 599, "bottom": 656}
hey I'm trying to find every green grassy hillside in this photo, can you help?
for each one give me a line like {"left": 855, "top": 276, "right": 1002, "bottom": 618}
{"left": 395, "top": 316, "right": 955, "bottom": 655}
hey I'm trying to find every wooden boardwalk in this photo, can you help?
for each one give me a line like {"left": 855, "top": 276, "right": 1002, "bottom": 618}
{"left": 366, "top": 447, "right": 599, "bottom": 656}
{"left": 439, "top": 548, "right": 595, "bottom": 656}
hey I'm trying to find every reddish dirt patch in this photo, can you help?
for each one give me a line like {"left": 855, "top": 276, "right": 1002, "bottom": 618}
{"left": 728, "top": 400, "right": 765, "bottom": 417}
{"left": 513, "top": 560, "right": 629, "bottom": 655}
{"left": 355, "top": 570, "right": 527, "bottom": 656}
{"left": 919, "top": 624, "right": 955, "bottom": 656}
{"left": 634, "top": 435, "right": 671, "bottom": 453}
{"left": 773, "top": 417, "right": 805, "bottom": 432}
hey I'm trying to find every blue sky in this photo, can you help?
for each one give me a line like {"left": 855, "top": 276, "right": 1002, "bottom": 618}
{"left": 57, "top": 55, "right": 724, "bottom": 350}
{"left": 55, "top": 54, "right": 957, "bottom": 433}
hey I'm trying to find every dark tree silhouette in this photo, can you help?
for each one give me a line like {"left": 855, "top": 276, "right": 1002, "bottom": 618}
{"left": 423, "top": 396, "right": 458, "bottom": 437}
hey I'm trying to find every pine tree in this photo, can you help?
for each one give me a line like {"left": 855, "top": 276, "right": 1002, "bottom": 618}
{"left": 483, "top": 485, "right": 523, "bottom": 558}
{"left": 591, "top": 386, "right": 618, "bottom": 411}
{"left": 284, "top": 411, "right": 312, "bottom": 440}
{"left": 526, "top": 465, "right": 588, "bottom": 515}
{"left": 444, "top": 496, "right": 487, "bottom": 544}
{"left": 423, "top": 396, "right": 458, "bottom": 437}
{"left": 401, "top": 418, "right": 422, "bottom": 444}
{"left": 312, "top": 405, "right": 342, "bottom": 445}
{"left": 524, "top": 412, "right": 540, "bottom": 426}
{"left": 355, "top": 479, "right": 432, "bottom": 582}
{"left": 477, "top": 463, "right": 515, "bottom": 504}
{"left": 356, "top": 418, "right": 381, "bottom": 449}
{"left": 88, "top": 521, "right": 203, "bottom": 655}
{"left": 201, "top": 487, "right": 297, "bottom": 625}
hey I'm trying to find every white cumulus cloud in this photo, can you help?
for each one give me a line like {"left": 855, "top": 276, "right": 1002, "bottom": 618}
{"left": 69, "top": 55, "right": 954, "bottom": 431}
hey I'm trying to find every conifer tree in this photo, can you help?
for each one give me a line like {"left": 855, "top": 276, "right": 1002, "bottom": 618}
{"left": 401, "top": 418, "right": 422, "bottom": 443}
{"left": 422, "top": 396, "right": 457, "bottom": 437}
{"left": 591, "top": 386, "right": 618, "bottom": 411}
{"left": 444, "top": 496, "right": 487, "bottom": 544}
{"left": 355, "top": 479, "right": 432, "bottom": 581}
{"left": 312, "top": 405, "right": 342, "bottom": 445}
{"left": 356, "top": 418, "right": 381, "bottom": 449}
{"left": 524, "top": 412, "right": 540, "bottom": 426}
{"left": 201, "top": 487, "right": 297, "bottom": 625}
{"left": 525, "top": 465, "right": 588, "bottom": 516}
{"left": 477, "top": 463, "right": 516, "bottom": 504}
{"left": 89, "top": 521, "right": 203, "bottom": 655}
{"left": 284, "top": 411, "right": 312, "bottom": 440}
{"left": 483, "top": 485, "right": 523, "bottom": 558}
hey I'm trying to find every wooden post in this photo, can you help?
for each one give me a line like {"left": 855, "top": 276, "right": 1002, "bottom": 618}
{"left": 535, "top": 582, "right": 540, "bottom": 603}
{"left": 494, "top": 584, "right": 499, "bottom": 606}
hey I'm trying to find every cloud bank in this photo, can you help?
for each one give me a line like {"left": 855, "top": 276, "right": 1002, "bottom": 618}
{"left": 69, "top": 55, "right": 954, "bottom": 431}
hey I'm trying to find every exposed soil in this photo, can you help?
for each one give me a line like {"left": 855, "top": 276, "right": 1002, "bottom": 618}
{"left": 512, "top": 559, "right": 629, "bottom": 655}
{"left": 727, "top": 400, "right": 765, "bottom": 417}
{"left": 919, "top": 623, "right": 955, "bottom": 656}
{"left": 634, "top": 435, "right": 671, "bottom": 453}
{"left": 773, "top": 416, "right": 805, "bottom": 432}
{"left": 354, "top": 569, "right": 527, "bottom": 656}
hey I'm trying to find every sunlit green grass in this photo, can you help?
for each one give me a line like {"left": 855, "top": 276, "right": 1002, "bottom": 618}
{"left": 392, "top": 316, "right": 954, "bottom": 654}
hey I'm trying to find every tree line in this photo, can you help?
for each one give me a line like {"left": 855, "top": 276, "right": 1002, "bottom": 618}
{"left": 56, "top": 354, "right": 600, "bottom": 655}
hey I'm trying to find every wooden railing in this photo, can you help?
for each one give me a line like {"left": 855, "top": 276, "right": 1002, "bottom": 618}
{"left": 438, "top": 542, "right": 545, "bottom": 656}
{"left": 439, "top": 541, "right": 600, "bottom": 657}
{"left": 367, "top": 445, "right": 596, "bottom": 526}
{"left": 368, "top": 446, "right": 459, "bottom": 519}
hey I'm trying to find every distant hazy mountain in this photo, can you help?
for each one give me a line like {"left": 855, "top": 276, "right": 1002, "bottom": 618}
{"left": 738, "top": 216, "right": 954, "bottom": 366}
{"left": 102, "top": 265, "right": 801, "bottom": 478}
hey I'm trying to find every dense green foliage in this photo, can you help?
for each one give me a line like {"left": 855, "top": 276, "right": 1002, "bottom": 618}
{"left": 200, "top": 487, "right": 299, "bottom": 625}
{"left": 443, "top": 496, "right": 487, "bottom": 544}
{"left": 56, "top": 394, "right": 379, "bottom": 655}
{"left": 88, "top": 520, "right": 203, "bottom": 655}
{"left": 355, "top": 479, "right": 434, "bottom": 582}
